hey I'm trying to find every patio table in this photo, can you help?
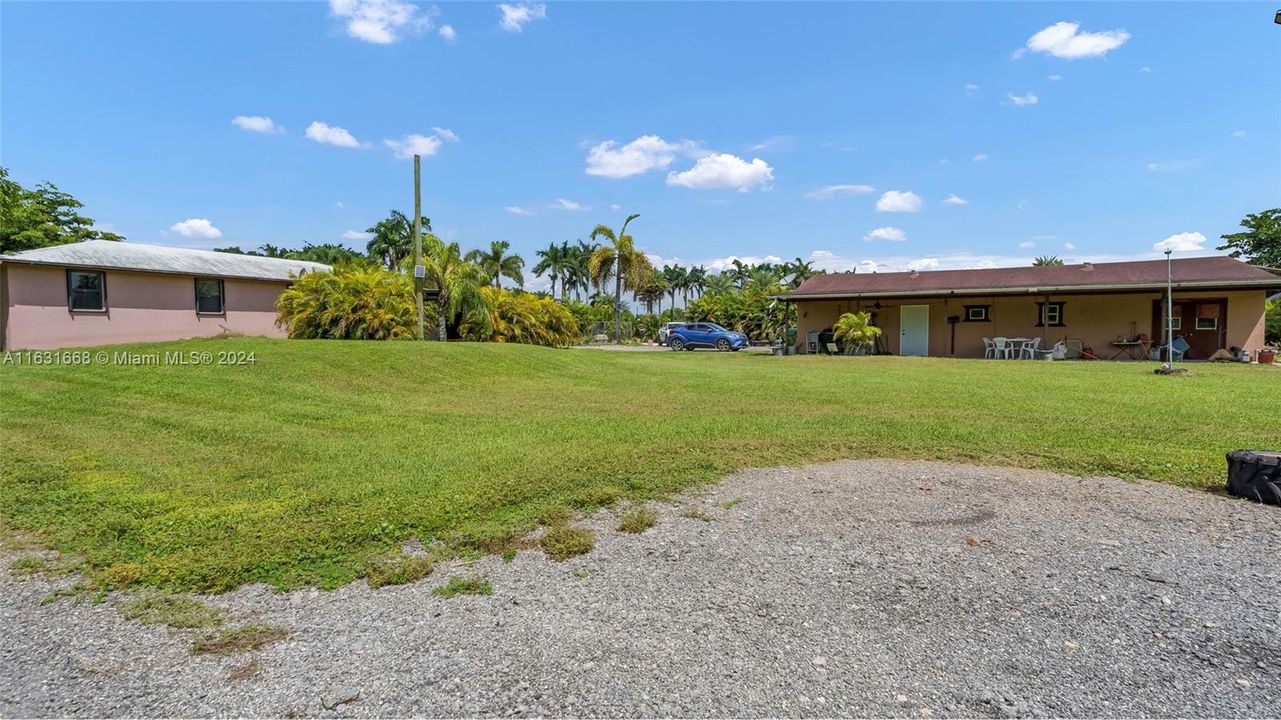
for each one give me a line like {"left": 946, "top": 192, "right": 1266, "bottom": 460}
{"left": 1108, "top": 340, "right": 1150, "bottom": 361}
{"left": 1003, "top": 337, "right": 1031, "bottom": 359}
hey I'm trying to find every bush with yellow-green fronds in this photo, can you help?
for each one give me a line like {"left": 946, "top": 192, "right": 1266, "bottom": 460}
{"left": 461, "top": 287, "right": 580, "bottom": 347}
{"left": 275, "top": 265, "right": 428, "bottom": 340}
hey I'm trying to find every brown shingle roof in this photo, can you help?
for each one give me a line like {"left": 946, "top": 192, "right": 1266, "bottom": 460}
{"left": 787, "top": 256, "right": 1280, "bottom": 298}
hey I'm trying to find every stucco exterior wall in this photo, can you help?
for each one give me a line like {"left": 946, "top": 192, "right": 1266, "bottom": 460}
{"left": 1, "top": 263, "right": 291, "bottom": 350}
{"left": 795, "top": 289, "right": 1270, "bottom": 358}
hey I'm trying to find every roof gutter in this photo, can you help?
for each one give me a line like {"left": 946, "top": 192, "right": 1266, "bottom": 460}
{"left": 776, "top": 278, "right": 1281, "bottom": 301}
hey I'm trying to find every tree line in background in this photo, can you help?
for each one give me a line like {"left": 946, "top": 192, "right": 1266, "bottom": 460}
{"left": 2, "top": 167, "right": 1277, "bottom": 347}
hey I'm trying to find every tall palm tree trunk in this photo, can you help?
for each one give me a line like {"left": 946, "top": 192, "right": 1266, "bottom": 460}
{"left": 614, "top": 272, "right": 623, "bottom": 343}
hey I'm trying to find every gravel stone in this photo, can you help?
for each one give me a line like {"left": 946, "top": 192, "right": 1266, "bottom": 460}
{"left": 4, "top": 459, "right": 1281, "bottom": 717}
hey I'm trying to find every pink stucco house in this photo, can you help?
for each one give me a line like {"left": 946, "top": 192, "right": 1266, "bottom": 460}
{"left": 0, "top": 240, "right": 329, "bottom": 350}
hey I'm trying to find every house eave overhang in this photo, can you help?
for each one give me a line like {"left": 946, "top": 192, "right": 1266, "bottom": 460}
{"left": 776, "top": 278, "right": 1281, "bottom": 301}
{"left": 0, "top": 257, "right": 306, "bottom": 284}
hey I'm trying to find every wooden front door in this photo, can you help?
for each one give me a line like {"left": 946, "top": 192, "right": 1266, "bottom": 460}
{"left": 1152, "top": 299, "right": 1227, "bottom": 359}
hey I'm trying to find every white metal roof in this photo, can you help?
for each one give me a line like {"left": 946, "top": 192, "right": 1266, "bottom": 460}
{"left": 0, "top": 240, "right": 329, "bottom": 281}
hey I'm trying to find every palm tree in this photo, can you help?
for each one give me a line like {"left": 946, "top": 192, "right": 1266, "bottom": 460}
{"left": 589, "top": 213, "right": 654, "bottom": 342}
{"left": 417, "top": 234, "right": 492, "bottom": 340}
{"left": 466, "top": 240, "right": 525, "bottom": 288}
{"left": 703, "top": 272, "right": 736, "bottom": 296}
{"left": 728, "top": 258, "right": 751, "bottom": 289}
{"left": 635, "top": 279, "right": 667, "bottom": 314}
{"left": 686, "top": 265, "right": 708, "bottom": 300}
{"left": 366, "top": 210, "right": 429, "bottom": 270}
{"left": 1033, "top": 255, "right": 1064, "bottom": 266}
{"left": 532, "top": 241, "right": 572, "bottom": 300}
{"left": 661, "top": 265, "right": 686, "bottom": 311}
{"left": 784, "top": 258, "right": 818, "bottom": 288}
{"left": 833, "top": 311, "right": 882, "bottom": 355}
{"left": 575, "top": 239, "right": 601, "bottom": 299}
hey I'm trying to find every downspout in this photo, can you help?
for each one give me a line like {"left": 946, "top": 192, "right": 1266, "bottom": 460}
{"left": 0, "top": 261, "right": 7, "bottom": 352}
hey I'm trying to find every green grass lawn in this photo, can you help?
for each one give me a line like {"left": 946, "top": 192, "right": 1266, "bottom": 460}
{"left": 2, "top": 338, "right": 1277, "bottom": 593}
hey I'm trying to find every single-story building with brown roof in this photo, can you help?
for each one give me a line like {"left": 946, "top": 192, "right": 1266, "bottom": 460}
{"left": 782, "top": 256, "right": 1281, "bottom": 359}
{"left": 0, "top": 240, "right": 328, "bottom": 350}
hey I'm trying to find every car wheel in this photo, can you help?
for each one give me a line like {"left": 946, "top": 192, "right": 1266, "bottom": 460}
{"left": 716, "top": 338, "right": 731, "bottom": 352}
{"left": 669, "top": 337, "right": 685, "bottom": 351}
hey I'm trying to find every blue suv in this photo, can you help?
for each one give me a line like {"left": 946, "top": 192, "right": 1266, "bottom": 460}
{"left": 667, "top": 322, "right": 750, "bottom": 352}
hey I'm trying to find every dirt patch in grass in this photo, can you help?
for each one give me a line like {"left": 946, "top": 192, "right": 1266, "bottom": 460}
{"left": 191, "top": 625, "right": 290, "bottom": 655}
{"left": 120, "top": 591, "right": 224, "bottom": 629}
{"left": 366, "top": 556, "right": 435, "bottom": 589}
{"left": 719, "top": 497, "right": 743, "bottom": 509}
{"left": 225, "top": 658, "right": 263, "bottom": 681}
{"left": 617, "top": 505, "right": 658, "bottom": 534}
{"left": 540, "top": 525, "right": 595, "bottom": 561}
{"left": 432, "top": 574, "right": 493, "bottom": 598}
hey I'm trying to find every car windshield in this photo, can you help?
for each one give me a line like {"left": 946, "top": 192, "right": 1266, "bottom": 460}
{"left": 706, "top": 323, "right": 728, "bottom": 332}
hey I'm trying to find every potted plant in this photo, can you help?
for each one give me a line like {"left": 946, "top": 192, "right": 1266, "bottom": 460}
{"left": 833, "top": 311, "right": 882, "bottom": 355}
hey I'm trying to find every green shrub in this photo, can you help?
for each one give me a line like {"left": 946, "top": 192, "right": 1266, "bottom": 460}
{"left": 461, "top": 287, "right": 581, "bottom": 347}
{"left": 1266, "top": 297, "right": 1279, "bottom": 345}
{"left": 275, "top": 265, "right": 425, "bottom": 340}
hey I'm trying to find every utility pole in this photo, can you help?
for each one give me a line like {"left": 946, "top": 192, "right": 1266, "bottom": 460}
{"left": 1165, "top": 248, "right": 1174, "bottom": 364}
{"left": 413, "top": 154, "right": 425, "bottom": 341}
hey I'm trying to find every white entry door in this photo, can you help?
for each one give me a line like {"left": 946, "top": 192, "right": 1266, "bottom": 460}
{"left": 899, "top": 305, "right": 929, "bottom": 356}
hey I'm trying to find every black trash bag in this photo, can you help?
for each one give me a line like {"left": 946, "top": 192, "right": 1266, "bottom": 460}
{"left": 1226, "top": 450, "right": 1281, "bottom": 505}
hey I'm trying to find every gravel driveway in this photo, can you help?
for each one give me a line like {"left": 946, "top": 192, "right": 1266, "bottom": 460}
{"left": 4, "top": 460, "right": 1281, "bottom": 718}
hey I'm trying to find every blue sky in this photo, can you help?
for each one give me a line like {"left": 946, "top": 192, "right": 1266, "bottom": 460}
{"left": 3, "top": 1, "right": 1278, "bottom": 290}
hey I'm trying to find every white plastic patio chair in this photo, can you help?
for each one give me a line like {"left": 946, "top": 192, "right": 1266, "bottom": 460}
{"left": 1020, "top": 337, "right": 1042, "bottom": 360}
{"left": 982, "top": 337, "right": 997, "bottom": 359}
{"left": 992, "top": 337, "right": 1012, "bottom": 359}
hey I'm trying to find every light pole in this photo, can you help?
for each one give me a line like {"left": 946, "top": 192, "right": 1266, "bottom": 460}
{"left": 412, "top": 154, "right": 425, "bottom": 341}
{"left": 1165, "top": 248, "right": 1174, "bottom": 364}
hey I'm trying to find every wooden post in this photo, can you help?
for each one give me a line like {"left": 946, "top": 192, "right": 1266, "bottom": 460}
{"left": 413, "top": 155, "right": 425, "bottom": 341}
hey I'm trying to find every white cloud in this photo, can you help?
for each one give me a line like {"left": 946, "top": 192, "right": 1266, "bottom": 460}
{"left": 329, "top": 0, "right": 433, "bottom": 44}
{"left": 806, "top": 184, "right": 875, "bottom": 200}
{"left": 864, "top": 227, "right": 907, "bottom": 242}
{"left": 431, "top": 126, "right": 459, "bottom": 142}
{"left": 938, "top": 158, "right": 951, "bottom": 165}
{"left": 498, "top": 2, "right": 546, "bottom": 32}
{"left": 609, "top": 203, "right": 621, "bottom": 211}
{"left": 551, "top": 198, "right": 587, "bottom": 211}
{"left": 342, "top": 230, "right": 373, "bottom": 241}
{"left": 585, "top": 135, "right": 693, "bottom": 178}
{"left": 1019, "top": 241, "right": 1036, "bottom": 249}
{"left": 335, "top": 201, "right": 344, "bottom": 208}
{"left": 1233, "top": 129, "right": 1246, "bottom": 139}
{"left": 666, "top": 153, "right": 774, "bottom": 191}
{"left": 876, "top": 190, "right": 923, "bottom": 213}
{"left": 1063, "top": 242, "right": 1076, "bottom": 250}
{"left": 1140, "top": 66, "right": 1152, "bottom": 74}
{"left": 748, "top": 136, "right": 792, "bottom": 152}
{"left": 232, "top": 115, "right": 281, "bottom": 134}
{"left": 907, "top": 258, "right": 940, "bottom": 272}
{"left": 704, "top": 254, "right": 782, "bottom": 271}
{"left": 1022, "top": 21, "right": 1130, "bottom": 59}
{"left": 942, "top": 194, "right": 969, "bottom": 206}
{"left": 505, "top": 206, "right": 534, "bottom": 216}
{"left": 1005, "top": 91, "right": 1039, "bottom": 107}
{"left": 384, "top": 133, "right": 442, "bottom": 159}
{"left": 973, "top": 153, "right": 988, "bottom": 162}
{"left": 1153, "top": 231, "right": 1206, "bottom": 252}
{"left": 964, "top": 83, "right": 979, "bottom": 94}
{"left": 1047, "top": 74, "right": 1063, "bottom": 81}
{"left": 170, "top": 218, "right": 222, "bottom": 240}
{"left": 438, "top": 24, "right": 456, "bottom": 42}
{"left": 306, "top": 121, "right": 362, "bottom": 148}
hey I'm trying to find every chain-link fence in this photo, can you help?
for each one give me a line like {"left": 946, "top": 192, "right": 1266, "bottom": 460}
{"left": 582, "top": 321, "right": 635, "bottom": 344}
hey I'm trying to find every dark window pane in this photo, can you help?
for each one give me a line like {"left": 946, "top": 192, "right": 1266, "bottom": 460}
{"left": 196, "top": 279, "right": 223, "bottom": 313}
{"left": 68, "top": 271, "right": 104, "bottom": 310}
